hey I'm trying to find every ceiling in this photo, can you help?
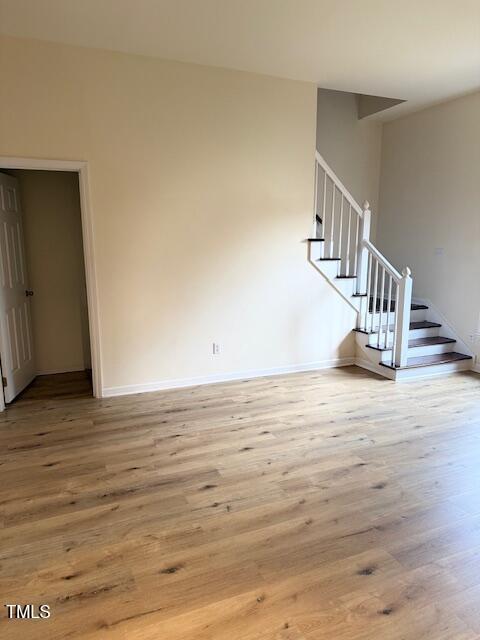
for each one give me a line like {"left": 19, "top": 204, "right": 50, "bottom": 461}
{"left": 1, "top": 0, "right": 479, "bottom": 119}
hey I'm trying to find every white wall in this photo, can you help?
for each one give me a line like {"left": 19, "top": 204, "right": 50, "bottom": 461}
{"left": 377, "top": 91, "right": 480, "bottom": 359}
{"left": 0, "top": 36, "right": 357, "bottom": 395}
{"left": 10, "top": 170, "right": 91, "bottom": 375}
{"left": 316, "top": 88, "right": 383, "bottom": 237}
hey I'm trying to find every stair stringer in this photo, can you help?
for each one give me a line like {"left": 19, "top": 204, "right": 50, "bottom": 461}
{"left": 355, "top": 352, "right": 396, "bottom": 380}
{"left": 307, "top": 242, "right": 362, "bottom": 314}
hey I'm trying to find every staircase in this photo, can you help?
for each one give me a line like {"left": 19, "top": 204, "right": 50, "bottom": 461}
{"left": 308, "top": 151, "right": 473, "bottom": 381}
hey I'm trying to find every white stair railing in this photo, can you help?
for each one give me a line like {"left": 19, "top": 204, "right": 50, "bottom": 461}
{"left": 313, "top": 150, "right": 412, "bottom": 368}
{"left": 314, "top": 151, "right": 363, "bottom": 275}
{"left": 360, "top": 243, "right": 412, "bottom": 367}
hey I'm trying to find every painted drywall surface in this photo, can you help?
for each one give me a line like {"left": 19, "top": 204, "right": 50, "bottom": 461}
{"left": 377, "top": 91, "right": 480, "bottom": 358}
{"left": 11, "top": 170, "right": 91, "bottom": 374}
{"left": 316, "top": 88, "right": 383, "bottom": 238}
{"left": 0, "top": 36, "right": 357, "bottom": 391}
{"left": 2, "top": 0, "right": 480, "bottom": 118}
{"left": 357, "top": 95, "right": 405, "bottom": 120}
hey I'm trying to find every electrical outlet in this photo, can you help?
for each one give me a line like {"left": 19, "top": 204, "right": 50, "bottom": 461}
{"left": 212, "top": 342, "right": 221, "bottom": 355}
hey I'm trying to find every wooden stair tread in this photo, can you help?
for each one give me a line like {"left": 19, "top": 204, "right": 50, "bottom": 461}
{"left": 380, "top": 351, "right": 472, "bottom": 371}
{"left": 409, "top": 336, "right": 456, "bottom": 348}
{"left": 317, "top": 257, "right": 341, "bottom": 261}
{"left": 353, "top": 320, "right": 442, "bottom": 336}
{"left": 368, "top": 297, "right": 428, "bottom": 312}
{"left": 366, "top": 336, "right": 456, "bottom": 352}
{"left": 336, "top": 275, "right": 356, "bottom": 279}
{"left": 307, "top": 238, "right": 325, "bottom": 242}
{"left": 410, "top": 320, "right": 442, "bottom": 330}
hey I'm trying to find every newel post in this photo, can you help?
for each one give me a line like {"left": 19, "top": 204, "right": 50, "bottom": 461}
{"left": 356, "top": 201, "right": 371, "bottom": 293}
{"left": 394, "top": 267, "right": 413, "bottom": 368}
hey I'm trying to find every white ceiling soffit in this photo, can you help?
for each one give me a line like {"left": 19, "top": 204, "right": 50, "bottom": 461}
{"left": 0, "top": 0, "right": 479, "bottom": 119}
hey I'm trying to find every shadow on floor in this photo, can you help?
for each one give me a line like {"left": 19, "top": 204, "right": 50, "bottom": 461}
{"left": 10, "top": 370, "right": 93, "bottom": 406}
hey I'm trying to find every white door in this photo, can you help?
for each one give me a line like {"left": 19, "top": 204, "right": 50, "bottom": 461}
{"left": 0, "top": 173, "right": 35, "bottom": 402}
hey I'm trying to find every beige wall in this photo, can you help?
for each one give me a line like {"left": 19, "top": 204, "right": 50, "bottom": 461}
{"left": 0, "top": 36, "right": 357, "bottom": 394}
{"left": 10, "top": 170, "right": 91, "bottom": 374}
{"left": 316, "top": 88, "right": 383, "bottom": 237}
{"left": 377, "top": 91, "right": 480, "bottom": 359}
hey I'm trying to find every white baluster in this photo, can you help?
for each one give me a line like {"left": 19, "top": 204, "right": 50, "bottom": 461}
{"left": 346, "top": 205, "right": 352, "bottom": 275}
{"left": 338, "top": 196, "right": 344, "bottom": 275}
{"left": 391, "top": 282, "right": 398, "bottom": 366}
{"left": 385, "top": 275, "right": 393, "bottom": 349}
{"left": 322, "top": 170, "right": 327, "bottom": 239}
{"left": 394, "top": 267, "right": 413, "bottom": 368}
{"left": 356, "top": 201, "right": 371, "bottom": 293}
{"left": 370, "top": 258, "right": 379, "bottom": 333}
{"left": 354, "top": 214, "right": 360, "bottom": 275}
{"left": 330, "top": 185, "right": 335, "bottom": 258}
{"left": 377, "top": 267, "right": 386, "bottom": 348}
{"left": 313, "top": 159, "right": 319, "bottom": 237}
{"left": 363, "top": 252, "right": 372, "bottom": 330}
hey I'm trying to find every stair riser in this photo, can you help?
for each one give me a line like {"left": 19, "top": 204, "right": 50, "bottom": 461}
{"left": 408, "top": 327, "right": 440, "bottom": 340}
{"left": 309, "top": 242, "right": 324, "bottom": 262}
{"left": 366, "top": 332, "right": 390, "bottom": 347}
{"left": 367, "top": 327, "right": 439, "bottom": 345}
{"left": 362, "top": 308, "right": 426, "bottom": 333}
{"left": 408, "top": 343, "right": 456, "bottom": 358}
{"left": 317, "top": 261, "right": 362, "bottom": 286}
{"left": 335, "top": 278, "right": 356, "bottom": 298}
{"left": 316, "top": 261, "right": 339, "bottom": 279}
{"left": 393, "top": 359, "right": 472, "bottom": 380}
{"left": 375, "top": 342, "right": 456, "bottom": 363}
{"left": 366, "top": 325, "right": 439, "bottom": 345}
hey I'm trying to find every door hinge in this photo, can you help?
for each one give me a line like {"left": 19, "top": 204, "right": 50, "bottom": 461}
{"left": 2, "top": 376, "right": 7, "bottom": 387}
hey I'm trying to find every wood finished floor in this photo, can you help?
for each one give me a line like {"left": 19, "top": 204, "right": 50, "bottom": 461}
{"left": 1, "top": 367, "right": 480, "bottom": 639}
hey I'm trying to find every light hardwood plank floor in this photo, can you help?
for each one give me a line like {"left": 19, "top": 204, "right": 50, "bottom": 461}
{"left": 1, "top": 367, "right": 480, "bottom": 639}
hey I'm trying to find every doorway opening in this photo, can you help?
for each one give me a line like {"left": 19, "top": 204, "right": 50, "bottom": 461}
{"left": 0, "top": 158, "right": 102, "bottom": 409}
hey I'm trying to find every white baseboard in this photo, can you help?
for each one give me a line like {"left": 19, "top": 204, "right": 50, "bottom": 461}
{"left": 37, "top": 367, "right": 85, "bottom": 376}
{"left": 101, "top": 357, "right": 355, "bottom": 398}
{"left": 471, "top": 363, "right": 480, "bottom": 374}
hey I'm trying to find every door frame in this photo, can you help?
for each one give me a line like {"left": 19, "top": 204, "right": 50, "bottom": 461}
{"left": 0, "top": 157, "right": 103, "bottom": 408}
